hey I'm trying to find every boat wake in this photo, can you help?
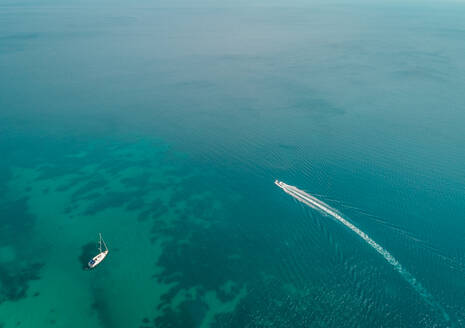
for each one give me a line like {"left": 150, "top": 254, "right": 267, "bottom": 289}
{"left": 275, "top": 180, "right": 451, "bottom": 326}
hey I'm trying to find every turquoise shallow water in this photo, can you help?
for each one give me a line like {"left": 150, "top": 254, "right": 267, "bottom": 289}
{"left": 1, "top": 1, "right": 465, "bottom": 327}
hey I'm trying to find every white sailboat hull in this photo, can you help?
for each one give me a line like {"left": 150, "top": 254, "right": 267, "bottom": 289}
{"left": 88, "top": 250, "right": 108, "bottom": 269}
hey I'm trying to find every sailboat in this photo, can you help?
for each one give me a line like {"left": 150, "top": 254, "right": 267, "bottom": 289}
{"left": 88, "top": 233, "right": 108, "bottom": 269}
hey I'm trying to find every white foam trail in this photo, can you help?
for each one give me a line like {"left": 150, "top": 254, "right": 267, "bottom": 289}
{"left": 275, "top": 180, "right": 451, "bottom": 325}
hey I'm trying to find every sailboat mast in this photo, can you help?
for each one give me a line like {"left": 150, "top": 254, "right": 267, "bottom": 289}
{"left": 102, "top": 235, "right": 108, "bottom": 252}
{"left": 98, "top": 233, "right": 102, "bottom": 253}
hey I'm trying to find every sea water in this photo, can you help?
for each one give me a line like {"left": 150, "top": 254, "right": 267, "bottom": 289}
{"left": 1, "top": 1, "right": 465, "bottom": 327}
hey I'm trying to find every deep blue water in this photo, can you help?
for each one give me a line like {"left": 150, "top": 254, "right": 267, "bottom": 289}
{"left": 1, "top": 1, "right": 465, "bottom": 327}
